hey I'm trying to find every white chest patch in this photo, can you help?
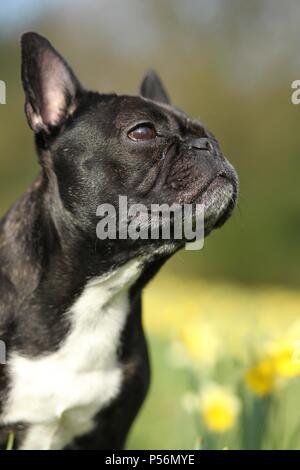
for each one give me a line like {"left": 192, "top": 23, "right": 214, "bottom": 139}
{"left": 2, "top": 259, "right": 142, "bottom": 450}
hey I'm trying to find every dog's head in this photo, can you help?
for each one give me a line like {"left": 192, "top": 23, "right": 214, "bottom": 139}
{"left": 21, "top": 32, "right": 238, "bottom": 262}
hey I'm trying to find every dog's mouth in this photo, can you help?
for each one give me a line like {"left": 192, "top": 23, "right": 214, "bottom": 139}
{"left": 198, "top": 174, "right": 238, "bottom": 232}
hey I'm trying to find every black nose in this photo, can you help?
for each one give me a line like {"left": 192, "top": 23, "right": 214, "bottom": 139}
{"left": 188, "top": 137, "right": 213, "bottom": 152}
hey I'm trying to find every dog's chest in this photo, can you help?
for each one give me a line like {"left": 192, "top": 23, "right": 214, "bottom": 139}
{"left": 3, "top": 260, "right": 141, "bottom": 450}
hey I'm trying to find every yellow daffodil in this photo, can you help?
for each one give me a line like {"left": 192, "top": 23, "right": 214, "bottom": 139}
{"left": 268, "top": 337, "right": 300, "bottom": 378}
{"left": 199, "top": 385, "right": 241, "bottom": 433}
{"left": 180, "top": 321, "right": 221, "bottom": 367}
{"left": 245, "top": 358, "right": 275, "bottom": 396}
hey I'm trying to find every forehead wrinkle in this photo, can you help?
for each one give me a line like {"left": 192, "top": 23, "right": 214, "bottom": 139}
{"left": 115, "top": 102, "right": 170, "bottom": 130}
{"left": 153, "top": 100, "right": 206, "bottom": 135}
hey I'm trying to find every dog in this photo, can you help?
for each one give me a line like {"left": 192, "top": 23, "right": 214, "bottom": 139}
{"left": 0, "top": 32, "right": 238, "bottom": 450}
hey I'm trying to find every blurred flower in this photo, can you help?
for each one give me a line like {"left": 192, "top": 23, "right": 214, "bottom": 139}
{"left": 181, "top": 392, "right": 199, "bottom": 414}
{"left": 245, "top": 334, "right": 300, "bottom": 396}
{"left": 245, "top": 358, "right": 275, "bottom": 396}
{"left": 292, "top": 340, "right": 300, "bottom": 364}
{"left": 199, "top": 384, "right": 241, "bottom": 433}
{"left": 268, "top": 337, "right": 300, "bottom": 378}
{"left": 180, "top": 321, "right": 221, "bottom": 368}
{"left": 167, "top": 340, "right": 192, "bottom": 369}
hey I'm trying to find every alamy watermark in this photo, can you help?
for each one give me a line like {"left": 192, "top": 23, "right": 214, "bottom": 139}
{"left": 96, "top": 195, "right": 205, "bottom": 250}
{"left": 291, "top": 80, "right": 300, "bottom": 105}
{"left": 0, "top": 340, "right": 6, "bottom": 364}
{"left": 0, "top": 80, "right": 6, "bottom": 104}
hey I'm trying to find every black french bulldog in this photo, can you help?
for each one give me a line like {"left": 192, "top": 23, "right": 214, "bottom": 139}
{"left": 0, "top": 33, "right": 238, "bottom": 450}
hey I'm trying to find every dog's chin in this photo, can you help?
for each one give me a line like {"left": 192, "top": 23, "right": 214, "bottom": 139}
{"left": 197, "top": 175, "right": 237, "bottom": 233}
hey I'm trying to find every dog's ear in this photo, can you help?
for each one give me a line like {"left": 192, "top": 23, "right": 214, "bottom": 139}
{"left": 21, "top": 32, "right": 83, "bottom": 134}
{"left": 140, "top": 70, "right": 170, "bottom": 104}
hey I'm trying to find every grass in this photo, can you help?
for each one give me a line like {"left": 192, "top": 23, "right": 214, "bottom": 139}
{"left": 127, "top": 272, "right": 300, "bottom": 450}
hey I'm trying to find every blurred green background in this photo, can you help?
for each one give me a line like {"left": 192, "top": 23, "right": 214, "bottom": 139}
{"left": 1, "top": 0, "right": 300, "bottom": 449}
{"left": 1, "top": 0, "right": 300, "bottom": 287}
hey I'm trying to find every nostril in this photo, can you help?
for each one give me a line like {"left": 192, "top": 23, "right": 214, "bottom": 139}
{"left": 189, "top": 138, "right": 213, "bottom": 152}
{"left": 205, "top": 140, "right": 213, "bottom": 152}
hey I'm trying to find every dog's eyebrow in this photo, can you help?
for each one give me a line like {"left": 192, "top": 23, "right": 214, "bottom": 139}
{"left": 170, "top": 111, "right": 201, "bottom": 136}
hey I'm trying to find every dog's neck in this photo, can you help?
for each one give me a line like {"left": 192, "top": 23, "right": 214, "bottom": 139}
{"left": 0, "top": 170, "right": 168, "bottom": 319}
{"left": 0, "top": 174, "right": 102, "bottom": 315}
{"left": 3, "top": 170, "right": 100, "bottom": 271}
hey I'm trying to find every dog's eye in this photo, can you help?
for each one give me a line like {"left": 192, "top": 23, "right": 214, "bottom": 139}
{"left": 128, "top": 124, "right": 156, "bottom": 142}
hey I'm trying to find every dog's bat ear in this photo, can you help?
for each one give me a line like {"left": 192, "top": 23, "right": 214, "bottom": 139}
{"left": 21, "top": 32, "right": 83, "bottom": 134}
{"left": 140, "top": 70, "right": 170, "bottom": 104}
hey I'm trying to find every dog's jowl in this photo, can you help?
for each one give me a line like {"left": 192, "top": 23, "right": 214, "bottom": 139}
{"left": 0, "top": 33, "right": 238, "bottom": 449}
